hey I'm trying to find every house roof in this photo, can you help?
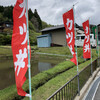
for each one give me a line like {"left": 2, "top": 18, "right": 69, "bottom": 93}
{"left": 41, "top": 25, "right": 65, "bottom": 32}
{"left": 37, "top": 34, "right": 50, "bottom": 38}
{"left": 0, "top": 21, "right": 13, "bottom": 25}
{"left": 41, "top": 23, "right": 100, "bottom": 33}
{"left": 41, "top": 23, "right": 82, "bottom": 32}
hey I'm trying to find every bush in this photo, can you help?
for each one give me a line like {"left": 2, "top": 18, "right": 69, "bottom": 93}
{"left": 3, "top": 29, "right": 12, "bottom": 35}
{"left": 0, "top": 34, "right": 4, "bottom": 45}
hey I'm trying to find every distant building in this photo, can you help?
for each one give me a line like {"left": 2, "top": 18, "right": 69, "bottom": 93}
{"left": 0, "top": 21, "right": 13, "bottom": 33}
{"left": 37, "top": 34, "right": 51, "bottom": 47}
{"left": 37, "top": 24, "right": 84, "bottom": 47}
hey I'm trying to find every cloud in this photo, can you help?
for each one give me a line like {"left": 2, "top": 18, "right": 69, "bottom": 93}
{"left": 0, "top": 0, "right": 16, "bottom": 6}
{"left": 0, "top": 0, "right": 100, "bottom": 25}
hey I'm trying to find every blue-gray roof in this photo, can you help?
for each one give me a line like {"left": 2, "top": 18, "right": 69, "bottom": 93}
{"left": 41, "top": 25, "right": 64, "bottom": 32}
{"left": 37, "top": 34, "right": 50, "bottom": 38}
{"left": 41, "top": 23, "right": 82, "bottom": 32}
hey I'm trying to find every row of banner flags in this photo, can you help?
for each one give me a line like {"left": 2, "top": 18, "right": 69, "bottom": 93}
{"left": 11, "top": 0, "right": 99, "bottom": 99}
{"left": 63, "top": 8, "right": 99, "bottom": 65}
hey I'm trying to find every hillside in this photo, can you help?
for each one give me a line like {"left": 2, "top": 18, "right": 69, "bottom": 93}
{"left": 0, "top": 5, "right": 53, "bottom": 45}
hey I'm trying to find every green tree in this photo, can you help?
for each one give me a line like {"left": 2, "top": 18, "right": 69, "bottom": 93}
{"left": 5, "top": 35, "right": 12, "bottom": 45}
{"left": 3, "top": 6, "right": 13, "bottom": 21}
{"left": 33, "top": 9, "right": 42, "bottom": 30}
{"left": 29, "top": 21, "right": 35, "bottom": 31}
{"left": 28, "top": 8, "right": 34, "bottom": 20}
{"left": 42, "top": 21, "right": 53, "bottom": 29}
{"left": 0, "top": 13, "right": 4, "bottom": 22}
{"left": 0, "top": 6, "right": 4, "bottom": 13}
{"left": 0, "top": 34, "right": 4, "bottom": 45}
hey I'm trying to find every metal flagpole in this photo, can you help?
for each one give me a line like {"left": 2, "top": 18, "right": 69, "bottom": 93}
{"left": 25, "top": 0, "right": 32, "bottom": 100}
{"left": 97, "top": 26, "right": 99, "bottom": 66}
{"left": 89, "top": 19, "right": 93, "bottom": 75}
{"left": 73, "top": 4, "right": 80, "bottom": 96}
{"left": 90, "top": 42, "right": 93, "bottom": 75}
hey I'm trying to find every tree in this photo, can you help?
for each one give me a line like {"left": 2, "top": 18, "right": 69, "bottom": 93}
{"left": 28, "top": 8, "right": 34, "bottom": 20}
{"left": 29, "top": 21, "right": 36, "bottom": 31}
{"left": 5, "top": 35, "right": 12, "bottom": 45}
{"left": 33, "top": 9, "right": 42, "bottom": 30}
{"left": 3, "top": 6, "right": 13, "bottom": 21}
{"left": 0, "top": 13, "right": 4, "bottom": 22}
{"left": 0, "top": 34, "right": 4, "bottom": 45}
{"left": 0, "top": 6, "right": 4, "bottom": 13}
{"left": 42, "top": 21, "right": 54, "bottom": 29}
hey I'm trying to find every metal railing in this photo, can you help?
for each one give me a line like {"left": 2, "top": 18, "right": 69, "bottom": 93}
{"left": 47, "top": 58, "right": 99, "bottom": 100}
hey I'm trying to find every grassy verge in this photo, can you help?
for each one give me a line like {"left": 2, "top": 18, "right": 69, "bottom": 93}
{"left": 0, "top": 57, "right": 96, "bottom": 100}
{"left": 0, "top": 57, "right": 85, "bottom": 100}
{"left": 35, "top": 47, "right": 98, "bottom": 58}
{"left": 23, "top": 58, "right": 97, "bottom": 100}
{"left": 0, "top": 46, "right": 98, "bottom": 58}
{"left": 0, "top": 46, "right": 98, "bottom": 100}
{"left": 0, "top": 46, "right": 12, "bottom": 56}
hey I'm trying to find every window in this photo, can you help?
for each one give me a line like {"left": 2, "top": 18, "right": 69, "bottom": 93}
{"left": 76, "top": 36, "right": 80, "bottom": 40}
{"left": 81, "top": 36, "right": 85, "bottom": 39}
{"left": 90, "top": 35, "right": 92, "bottom": 39}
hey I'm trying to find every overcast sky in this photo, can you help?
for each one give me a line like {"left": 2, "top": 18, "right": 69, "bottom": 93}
{"left": 0, "top": 0, "right": 100, "bottom": 26}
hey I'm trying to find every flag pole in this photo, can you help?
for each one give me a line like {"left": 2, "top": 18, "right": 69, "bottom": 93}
{"left": 89, "top": 19, "right": 93, "bottom": 75}
{"left": 73, "top": 4, "right": 80, "bottom": 95}
{"left": 25, "top": 0, "right": 32, "bottom": 100}
{"left": 97, "top": 26, "right": 99, "bottom": 66}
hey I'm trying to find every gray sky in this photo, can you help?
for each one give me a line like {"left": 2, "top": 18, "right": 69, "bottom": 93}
{"left": 0, "top": 0, "right": 100, "bottom": 26}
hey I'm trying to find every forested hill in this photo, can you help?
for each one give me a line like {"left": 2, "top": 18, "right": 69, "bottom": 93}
{"left": 0, "top": 5, "right": 53, "bottom": 45}
{"left": 0, "top": 5, "right": 53, "bottom": 32}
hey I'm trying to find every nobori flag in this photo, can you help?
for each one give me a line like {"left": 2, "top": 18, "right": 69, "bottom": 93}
{"left": 92, "top": 26, "right": 97, "bottom": 39}
{"left": 63, "top": 8, "right": 77, "bottom": 65}
{"left": 92, "top": 26, "right": 98, "bottom": 53}
{"left": 82, "top": 20, "right": 91, "bottom": 58}
{"left": 12, "top": 0, "right": 30, "bottom": 96}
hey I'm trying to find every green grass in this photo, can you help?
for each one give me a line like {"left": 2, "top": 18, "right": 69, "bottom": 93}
{"left": 0, "top": 46, "right": 12, "bottom": 56}
{"left": 36, "top": 47, "right": 72, "bottom": 55}
{"left": 0, "top": 57, "right": 96, "bottom": 100}
{"left": 0, "top": 57, "right": 85, "bottom": 100}
{"left": 0, "top": 46, "right": 98, "bottom": 59}
{"left": 23, "top": 58, "right": 96, "bottom": 100}
{"left": 0, "top": 46, "right": 99, "bottom": 100}
{"left": 35, "top": 47, "right": 98, "bottom": 58}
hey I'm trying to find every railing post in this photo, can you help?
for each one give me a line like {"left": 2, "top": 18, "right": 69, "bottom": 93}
{"left": 77, "top": 73, "right": 80, "bottom": 96}
{"left": 97, "top": 57, "right": 99, "bottom": 68}
{"left": 91, "top": 55, "right": 93, "bottom": 76}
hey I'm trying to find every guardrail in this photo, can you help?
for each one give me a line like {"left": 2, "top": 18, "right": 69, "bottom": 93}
{"left": 47, "top": 58, "right": 99, "bottom": 100}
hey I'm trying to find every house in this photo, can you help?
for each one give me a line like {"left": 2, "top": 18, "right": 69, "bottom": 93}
{"left": 41, "top": 25, "right": 66, "bottom": 47}
{"left": 0, "top": 21, "right": 13, "bottom": 33}
{"left": 37, "top": 24, "right": 84, "bottom": 47}
{"left": 37, "top": 34, "right": 51, "bottom": 47}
